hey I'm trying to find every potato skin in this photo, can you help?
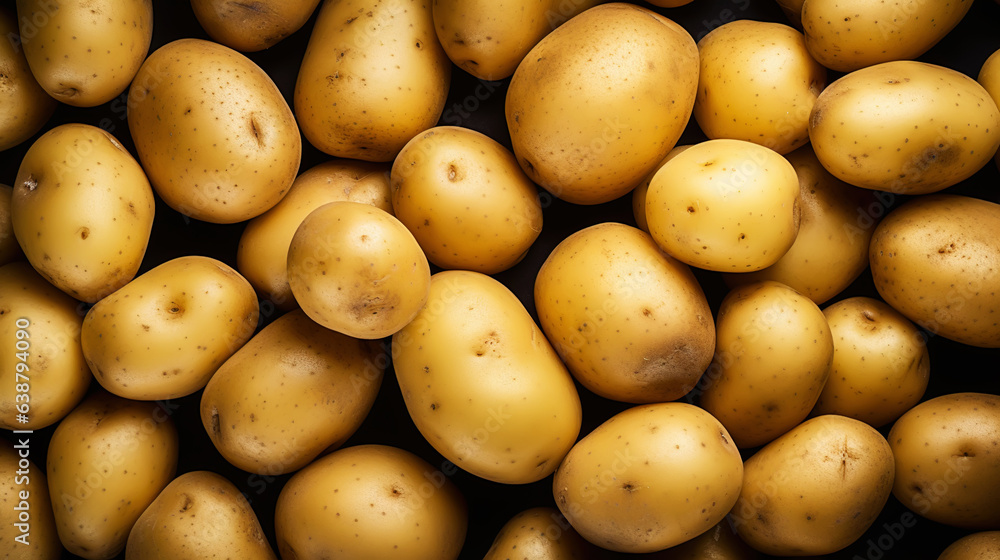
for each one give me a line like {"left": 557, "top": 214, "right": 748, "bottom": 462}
{"left": 631, "top": 146, "right": 693, "bottom": 233}
{"left": 869, "top": 195, "right": 1000, "bottom": 348}
{"left": 980, "top": 48, "right": 1000, "bottom": 172}
{"left": 0, "top": 443, "right": 61, "bottom": 560}
{"left": 483, "top": 507, "right": 597, "bottom": 560}
{"left": 0, "top": 7, "right": 55, "bottom": 151}
{"left": 0, "top": 185, "right": 24, "bottom": 267}
{"left": 938, "top": 531, "right": 1000, "bottom": 560}
{"left": 190, "top": 0, "right": 321, "bottom": 52}
{"left": 650, "top": 520, "right": 761, "bottom": 559}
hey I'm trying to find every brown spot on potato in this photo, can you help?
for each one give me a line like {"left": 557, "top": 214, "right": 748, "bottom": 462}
{"left": 210, "top": 407, "right": 221, "bottom": 438}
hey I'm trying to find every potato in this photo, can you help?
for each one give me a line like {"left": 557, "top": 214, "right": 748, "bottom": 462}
{"left": 81, "top": 256, "right": 259, "bottom": 401}
{"left": 295, "top": 0, "right": 451, "bottom": 161}
{"left": 0, "top": 262, "right": 91, "bottom": 430}
{"left": 483, "top": 507, "right": 597, "bottom": 560}
{"left": 980, "top": 48, "right": 1000, "bottom": 172}
{"left": 0, "top": 6, "right": 55, "bottom": 151}
{"left": 125, "top": 471, "right": 276, "bottom": 560}
{"left": 645, "top": 139, "right": 801, "bottom": 272}
{"left": 809, "top": 61, "right": 1000, "bottom": 195}
{"left": 631, "top": 145, "right": 693, "bottom": 233}
{"left": 650, "top": 519, "right": 760, "bottom": 559}
{"left": 0, "top": 184, "right": 23, "bottom": 266}
{"left": 695, "top": 20, "right": 826, "bottom": 155}
{"left": 869, "top": 194, "right": 1000, "bottom": 348}
{"left": 811, "top": 297, "right": 929, "bottom": 427}
{"left": 801, "top": 0, "right": 973, "bottom": 72}
{"left": 237, "top": 160, "right": 392, "bottom": 309}
{"left": 553, "top": 402, "right": 743, "bottom": 553}
{"left": 534, "top": 222, "right": 715, "bottom": 403}
{"left": 391, "top": 126, "right": 543, "bottom": 274}
{"left": 774, "top": 0, "right": 805, "bottom": 28}
{"left": 15, "top": 0, "right": 152, "bottom": 106}
{"left": 0, "top": 442, "right": 60, "bottom": 560}
{"left": 190, "top": 0, "right": 321, "bottom": 52}
{"left": 287, "top": 201, "right": 430, "bottom": 339}
{"left": 722, "top": 145, "right": 876, "bottom": 304}
{"left": 128, "top": 38, "right": 301, "bottom": 224}
{"left": 730, "top": 415, "right": 894, "bottom": 556}
{"left": 506, "top": 3, "right": 698, "bottom": 205}
{"left": 938, "top": 532, "right": 1000, "bottom": 560}
{"left": 889, "top": 393, "right": 1000, "bottom": 529}
{"left": 431, "top": 0, "right": 599, "bottom": 81}
{"left": 201, "top": 309, "right": 382, "bottom": 475}
{"left": 275, "top": 444, "right": 467, "bottom": 560}
{"left": 47, "top": 390, "right": 178, "bottom": 560}
{"left": 11, "top": 124, "right": 155, "bottom": 303}
{"left": 699, "top": 280, "right": 833, "bottom": 448}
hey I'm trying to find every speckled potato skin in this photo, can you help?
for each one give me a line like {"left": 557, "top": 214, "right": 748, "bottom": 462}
{"left": 869, "top": 195, "right": 1000, "bottom": 348}
{"left": 47, "top": 391, "right": 178, "bottom": 560}
{"left": 393, "top": 270, "right": 582, "bottom": 484}
{"left": 275, "top": 444, "right": 467, "bottom": 560}
{"left": 938, "top": 531, "right": 1000, "bottom": 560}
{"left": 645, "top": 139, "right": 801, "bottom": 272}
{"left": 534, "top": 222, "right": 715, "bottom": 403}
{"left": 15, "top": 0, "right": 152, "bottom": 107}
{"left": 553, "top": 402, "right": 743, "bottom": 553}
{"left": 889, "top": 393, "right": 1000, "bottom": 529}
{"left": 390, "top": 126, "right": 543, "bottom": 274}
{"left": 506, "top": 3, "right": 699, "bottom": 205}
{"left": 0, "top": 262, "right": 91, "bottom": 431}
{"left": 651, "top": 519, "right": 761, "bottom": 559}
{"left": 695, "top": 20, "right": 826, "bottom": 155}
{"left": 12, "top": 124, "right": 155, "bottom": 303}
{"left": 0, "top": 443, "right": 61, "bottom": 560}
{"left": 127, "top": 38, "right": 301, "bottom": 224}
{"left": 700, "top": 281, "right": 833, "bottom": 449}
{"left": 809, "top": 61, "right": 1000, "bottom": 195}
{"left": 125, "top": 471, "right": 277, "bottom": 560}
{"left": 190, "top": 0, "right": 321, "bottom": 52}
{"left": 980, "top": 48, "right": 1000, "bottom": 172}
{"left": 811, "top": 297, "right": 929, "bottom": 428}
{"left": 801, "top": 0, "right": 972, "bottom": 72}
{"left": 81, "top": 256, "right": 259, "bottom": 401}
{"left": 237, "top": 160, "right": 393, "bottom": 310}
{"left": 631, "top": 145, "right": 693, "bottom": 233}
{"left": 0, "top": 185, "right": 24, "bottom": 266}
{"left": 484, "top": 507, "right": 597, "bottom": 560}
{"left": 730, "top": 415, "right": 894, "bottom": 556}
{"left": 723, "top": 145, "right": 875, "bottom": 304}
{"left": 0, "top": 7, "right": 55, "bottom": 151}
{"left": 287, "top": 201, "right": 430, "bottom": 339}
{"left": 294, "top": 0, "right": 451, "bottom": 162}
{"left": 200, "top": 309, "right": 382, "bottom": 475}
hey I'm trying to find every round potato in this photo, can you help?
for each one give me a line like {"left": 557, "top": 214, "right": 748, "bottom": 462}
{"left": 869, "top": 194, "right": 1000, "bottom": 348}
{"left": 553, "top": 402, "right": 743, "bottom": 553}
{"left": 287, "top": 201, "right": 430, "bottom": 339}
{"left": 938, "top": 532, "right": 1000, "bottom": 560}
{"left": 809, "top": 61, "right": 1000, "bottom": 195}
{"left": 631, "top": 145, "right": 693, "bottom": 233}
{"left": 483, "top": 507, "right": 597, "bottom": 560}
{"left": 0, "top": 6, "right": 55, "bottom": 151}
{"left": 275, "top": 444, "right": 467, "bottom": 560}
{"left": 0, "top": 184, "right": 23, "bottom": 266}
{"left": 889, "top": 393, "right": 1000, "bottom": 529}
{"left": 1, "top": 442, "right": 61, "bottom": 560}
{"left": 190, "top": 0, "right": 321, "bottom": 52}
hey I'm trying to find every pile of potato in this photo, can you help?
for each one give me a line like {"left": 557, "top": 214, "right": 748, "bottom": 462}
{"left": 1, "top": 0, "right": 999, "bottom": 559}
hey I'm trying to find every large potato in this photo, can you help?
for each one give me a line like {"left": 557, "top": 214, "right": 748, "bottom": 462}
{"left": 295, "top": 0, "right": 451, "bottom": 161}
{"left": 12, "top": 123, "right": 155, "bottom": 303}
{"left": 0, "top": 6, "right": 55, "bottom": 151}
{"left": 534, "top": 222, "right": 715, "bottom": 403}
{"left": 128, "top": 38, "right": 301, "bottom": 223}
{"left": 869, "top": 195, "right": 1000, "bottom": 348}
{"left": 0, "top": 442, "right": 60, "bottom": 560}
{"left": 506, "top": 3, "right": 698, "bottom": 204}
{"left": 393, "top": 270, "right": 582, "bottom": 484}
{"left": 190, "top": 0, "right": 321, "bottom": 52}
{"left": 553, "top": 402, "right": 743, "bottom": 553}
{"left": 0, "top": 185, "right": 23, "bottom": 267}
{"left": 81, "top": 256, "right": 259, "bottom": 401}
{"left": 938, "top": 532, "right": 1000, "bottom": 560}
{"left": 809, "top": 61, "right": 1000, "bottom": 195}
{"left": 483, "top": 507, "right": 597, "bottom": 560}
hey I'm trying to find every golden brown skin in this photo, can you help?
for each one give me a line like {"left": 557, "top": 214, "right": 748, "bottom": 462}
{"left": 0, "top": 185, "right": 24, "bottom": 266}
{"left": 0, "top": 7, "right": 55, "bottom": 151}
{"left": 191, "top": 0, "right": 321, "bottom": 51}
{"left": 484, "top": 507, "right": 598, "bottom": 560}
{"left": 938, "top": 532, "right": 1000, "bottom": 560}
{"left": 0, "top": 444, "right": 61, "bottom": 560}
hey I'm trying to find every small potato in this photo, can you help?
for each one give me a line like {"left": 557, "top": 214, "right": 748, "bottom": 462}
{"left": 287, "top": 201, "right": 430, "bottom": 339}
{"left": 0, "top": 442, "right": 61, "bottom": 560}
{"left": 483, "top": 507, "right": 597, "bottom": 560}
{"left": 0, "top": 184, "right": 23, "bottom": 266}
{"left": 650, "top": 519, "right": 761, "bottom": 559}
{"left": 774, "top": 0, "right": 805, "bottom": 28}
{"left": 889, "top": 393, "right": 1000, "bottom": 529}
{"left": 190, "top": 0, "right": 321, "bottom": 52}
{"left": 0, "top": 6, "right": 55, "bottom": 151}
{"left": 938, "top": 531, "right": 1000, "bottom": 560}
{"left": 631, "top": 145, "right": 693, "bottom": 233}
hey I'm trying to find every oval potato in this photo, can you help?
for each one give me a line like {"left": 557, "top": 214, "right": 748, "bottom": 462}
{"left": 190, "top": 0, "right": 321, "bottom": 52}
{"left": 483, "top": 507, "right": 597, "bottom": 560}
{"left": 0, "top": 6, "right": 55, "bottom": 151}
{"left": 1, "top": 442, "right": 60, "bottom": 560}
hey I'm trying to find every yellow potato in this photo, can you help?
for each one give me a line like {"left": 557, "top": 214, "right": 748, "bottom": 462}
{"left": 47, "top": 391, "right": 178, "bottom": 560}
{"left": 869, "top": 194, "right": 1000, "bottom": 348}
{"left": 128, "top": 38, "right": 301, "bottom": 223}
{"left": 11, "top": 123, "right": 155, "bottom": 303}
{"left": 0, "top": 442, "right": 60, "bottom": 560}
{"left": 651, "top": 519, "right": 761, "bottom": 559}
{"left": 731, "top": 415, "right": 894, "bottom": 556}
{"left": 295, "top": 0, "right": 451, "bottom": 161}
{"left": 534, "top": 222, "right": 715, "bottom": 403}
{"left": 0, "top": 184, "right": 23, "bottom": 266}
{"left": 938, "top": 532, "right": 1000, "bottom": 560}
{"left": 695, "top": 20, "right": 826, "bottom": 154}
{"left": 645, "top": 139, "right": 801, "bottom": 272}
{"left": 81, "top": 256, "right": 259, "bottom": 401}
{"left": 237, "top": 160, "right": 393, "bottom": 310}
{"left": 553, "top": 402, "right": 743, "bottom": 553}
{"left": 0, "top": 6, "right": 55, "bottom": 152}
{"left": 631, "top": 145, "right": 693, "bottom": 233}
{"left": 809, "top": 61, "right": 1000, "bottom": 195}
{"left": 190, "top": 0, "right": 321, "bottom": 51}
{"left": 287, "top": 201, "right": 430, "bottom": 339}
{"left": 889, "top": 393, "right": 1000, "bottom": 529}
{"left": 483, "top": 507, "right": 597, "bottom": 560}
{"left": 275, "top": 444, "right": 467, "bottom": 560}
{"left": 774, "top": 0, "right": 805, "bottom": 28}
{"left": 979, "top": 48, "right": 1000, "bottom": 172}
{"left": 15, "top": 0, "right": 152, "bottom": 106}
{"left": 390, "top": 126, "right": 543, "bottom": 273}
{"left": 699, "top": 280, "right": 833, "bottom": 448}
{"left": 506, "top": 3, "right": 699, "bottom": 204}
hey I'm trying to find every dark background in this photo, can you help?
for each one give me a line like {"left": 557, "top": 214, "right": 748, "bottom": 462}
{"left": 2, "top": 0, "right": 999, "bottom": 558}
